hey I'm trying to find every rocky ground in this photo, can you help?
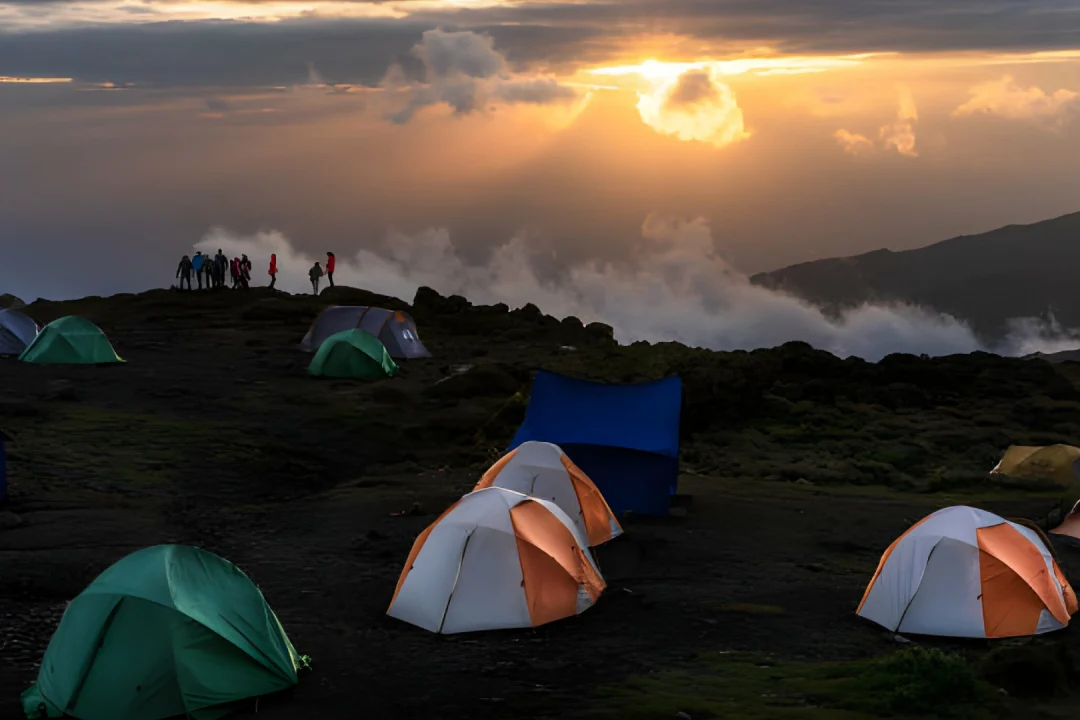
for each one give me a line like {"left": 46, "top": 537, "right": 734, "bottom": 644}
{"left": 4, "top": 285, "right": 1080, "bottom": 718}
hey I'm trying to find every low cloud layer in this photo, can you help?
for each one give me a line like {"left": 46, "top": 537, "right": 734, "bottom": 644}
{"left": 195, "top": 215, "right": 1078, "bottom": 362}
{"left": 954, "top": 75, "right": 1080, "bottom": 124}
{"left": 380, "top": 29, "right": 582, "bottom": 123}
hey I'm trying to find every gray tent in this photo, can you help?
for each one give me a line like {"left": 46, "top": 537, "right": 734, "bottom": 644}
{"left": 301, "top": 306, "right": 431, "bottom": 359}
{"left": 0, "top": 309, "right": 38, "bottom": 356}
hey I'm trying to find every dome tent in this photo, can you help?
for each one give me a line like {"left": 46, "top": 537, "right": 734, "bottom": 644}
{"left": 990, "top": 444, "right": 1080, "bottom": 488}
{"left": 307, "top": 329, "right": 399, "bottom": 380}
{"left": 474, "top": 441, "right": 622, "bottom": 546}
{"left": 388, "top": 487, "right": 605, "bottom": 634}
{"left": 300, "top": 306, "right": 431, "bottom": 359}
{"left": 23, "top": 545, "right": 308, "bottom": 720}
{"left": 858, "top": 506, "right": 1077, "bottom": 638}
{"left": 0, "top": 308, "right": 38, "bottom": 356}
{"left": 19, "top": 316, "right": 123, "bottom": 365}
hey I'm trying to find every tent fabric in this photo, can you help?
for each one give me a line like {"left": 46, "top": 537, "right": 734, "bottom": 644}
{"left": 300, "top": 306, "right": 431, "bottom": 359}
{"left": 306, "top": 330, "right": 399, "bottom": 380}
{"left": 475, "top": 441, "right": 622, "bottom": 546}
{"left": 0, "top": 309, "right": 38, "bottom": 356}
{"left": 18, "top": 316, "right": 123, "bottom": 365}
{"left": 508, "top": 371, "right": 682, "bottom": 517}
{"left": 22, "top": 544, "right": 305, "bottom": 720}
{"left": 857, "top": 506, "right": 1077, "bottom": 639}
{"left": 387, "top": 487, "right": 605, "bottom": 634}
{"left": 990, "top": 445, "right": 1080, "bottom": 488}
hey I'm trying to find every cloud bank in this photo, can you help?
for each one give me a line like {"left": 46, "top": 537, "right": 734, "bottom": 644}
{"left": 195, "top": 215, "right": 1076, "bottom": 362}
{"left": 954, "top": 75, "right": 1080, "bottom": 124}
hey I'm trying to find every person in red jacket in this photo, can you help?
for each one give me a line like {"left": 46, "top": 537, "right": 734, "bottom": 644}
{"left": 268, "top": 253, "right": 278, "bottom": 289}
{"left": 326, "top": 251, "right": 336, "bottom": 288}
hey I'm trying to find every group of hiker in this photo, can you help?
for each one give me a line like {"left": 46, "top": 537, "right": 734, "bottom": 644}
{"left": 175, "top": 251, "right": 336, "bottom": 294}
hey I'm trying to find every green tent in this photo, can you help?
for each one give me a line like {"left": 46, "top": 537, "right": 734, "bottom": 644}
{"left": 307, "top": 329, "right": 399, "bottom": 380}
{"left": 23, "top": 545, "right": 308, "bottom": 720}
{"left": 19, "top": 316, "right": 123, "bottom": 365}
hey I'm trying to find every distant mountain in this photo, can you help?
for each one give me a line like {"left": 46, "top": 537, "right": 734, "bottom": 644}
{"left": 750, "top": 211, "right": 1080, "bottom": 339}
{"left": 1026, "top": 349, "right": 1080, "bottom": 364}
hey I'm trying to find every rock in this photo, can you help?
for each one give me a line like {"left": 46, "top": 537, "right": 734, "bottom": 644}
{"left": 513, "top": 303, "right": 543, "bottom": 321}
{"left": 676, "top": 712, "right": 693, "bottom": 719}
{"left": 794, "top": 478, "right": 814, "bottom": 485}
{"left": 585, "top": 321, "right": 615, "bottom": 343}
{"left": 560, "top": 315, "right": 584, "bottom": 330}
{"left": 0, "top": 293, "right": 25, "bottom": 309}
{"left": 0, "top": 511, "right": 23, "bottom": 530}
{"left": 892, "top": 634, "right": 911, "bottom": 643}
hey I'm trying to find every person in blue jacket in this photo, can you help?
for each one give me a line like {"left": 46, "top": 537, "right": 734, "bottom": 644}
{"left": 192, "top": 251, "right": 206, "bottom": 290}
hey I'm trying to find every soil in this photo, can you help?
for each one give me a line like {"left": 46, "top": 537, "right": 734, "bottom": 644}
{"left": 3, "top": 285, "right": 1080, "bottom": 719}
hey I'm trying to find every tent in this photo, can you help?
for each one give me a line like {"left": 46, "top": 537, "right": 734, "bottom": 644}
{"left": 300, "top": 306, "right": 430, "bottom": 359}
{"left": 0, "top": 309, "right": 38, "bottom": 356}
{"left": 475, "top": 441, "right": 622, "bottom": 546}
{"left": 990, "top": 445, "right": 1080, "bottom": 488}
{"left": 387, "top": 487, "right": 605, "bottom": 634}
{"left": 22, "top": 544, "right": 307, "bottom": 720}
{"left": 19, "top": 316, "right": 123, "bottom": 365}
{"left": 307, "top": 329, "right": 399, "bottom": 380}
{"left": 857, "top": 505, "right": 1078, "bottom": 638}
{"left": 508, "top": 371, "right": 682, "bottom": 517}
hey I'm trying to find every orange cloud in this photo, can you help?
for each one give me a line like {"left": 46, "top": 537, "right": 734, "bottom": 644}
{"left": 635, "top": 66, "right": 749, "bottom": 148}
{"left": 835, "top": 89, "right": 918, "bottom": 158}
{"left": 953, "top": 75, "right": 1079, "bottom": 122}
{"left": 833, "top": 129, "right": 875, "bottom": 156}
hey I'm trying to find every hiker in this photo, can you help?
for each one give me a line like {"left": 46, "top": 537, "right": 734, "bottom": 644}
{"left": 309, "top": 262, "right": 323, "bottom": 294}
{"left": 326, "top": 252, "right": 336, "bottom": 288}
{"left": 215, "top": 250, "right": 228, "bottom": 288}
{"left": 268, "top": 253, "right": 278, "bottom": 289}
{"left": 240, "top": 255, "right": 252, "bottom": 288}
{"left": 176, "top": 254, "right": 193, "bottom": 291}
{"left": 192, "top": 251, "right": 206, "bottom": 290}
{"left": 230, "top": 257, "right": 240, "bottom": 288}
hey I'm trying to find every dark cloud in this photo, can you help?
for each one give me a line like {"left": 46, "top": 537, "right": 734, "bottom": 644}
{"left": 664, "top": 70, "right": 721, "bottom": 110}
{"left": 1, "top": 1, "right": 1079, "bottom": 89}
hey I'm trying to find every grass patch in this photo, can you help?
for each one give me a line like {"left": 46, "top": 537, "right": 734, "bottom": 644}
{"left": 589, "top": 647, "right": 997, "bottom": 719}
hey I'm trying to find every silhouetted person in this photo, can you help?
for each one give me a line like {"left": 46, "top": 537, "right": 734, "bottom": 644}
{"left": 192, "top": 251, "right": 206, "bottom": 290}
{"left": 230, "top": 257, "right": 240, "bottom": 288}
{"left": 240, "top": 254, "right": 252, "bottom": 288}
{"left": 310, "top": 262, "right": 323, "bottom": 294}
{"left": 176, "top": 255, "right": 193, "bottom": 291}
{"left": 215, "top": 250, "right": 228, "bottom": 288}
{"left": 326, "top": 252, "right": 335, "bottom": 288}
{"left": 268, "top": 253, "right": 278, "bottom": 289}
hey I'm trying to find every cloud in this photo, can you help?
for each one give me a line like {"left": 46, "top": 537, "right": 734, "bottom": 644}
{"left": 380, "top": 29, "right": 583, "bottom": 122}
{"left": 193, "top": 214, "right": 1076, "bottom": 362}
{"left": 635, "top": 66, "right": 749, "bottom": 148}
{"left": 833, "top": 129, "right": 875, "bottom": 157}
{"left": 953, "top": 75, "right": 1080, "bottom": 123}
{"left": 835, "top": 89, "right": 918, "bottom": 157}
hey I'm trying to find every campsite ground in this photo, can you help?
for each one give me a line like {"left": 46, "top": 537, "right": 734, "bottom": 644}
{"left": 4, "top": 286, "right": 1080, "bottom": 718}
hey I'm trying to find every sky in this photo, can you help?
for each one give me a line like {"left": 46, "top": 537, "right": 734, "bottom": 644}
{"left": 3, "top": 1, "right": 1080, "bottom": 357}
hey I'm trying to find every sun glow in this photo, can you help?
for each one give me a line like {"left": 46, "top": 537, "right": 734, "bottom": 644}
{"left": 588, "top": 53, "right": 884, "bottom": 81}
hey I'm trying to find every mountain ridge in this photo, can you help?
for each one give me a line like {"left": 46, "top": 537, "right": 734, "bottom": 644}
{"left": 750, "top": 210, "right": 1080, "bottom": 338}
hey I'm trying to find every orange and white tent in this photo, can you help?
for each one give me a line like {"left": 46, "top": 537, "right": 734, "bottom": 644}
{"left": 858, "top": 506, "right": 1077, "bottom": 638}
{"left": 387, "top": 487, "right": 606, "bottom": 634}
{"left": 474, "top": 441, "right": 622, "bottom": 546}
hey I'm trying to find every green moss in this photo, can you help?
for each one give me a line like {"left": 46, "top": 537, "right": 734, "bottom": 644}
{"left": 588, "top": 648, "right": 997, "bottom": 719}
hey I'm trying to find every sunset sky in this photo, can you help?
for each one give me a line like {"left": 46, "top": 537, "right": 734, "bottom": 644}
{"left": 2, "top": 0, "right": 1080, "bottom": 310}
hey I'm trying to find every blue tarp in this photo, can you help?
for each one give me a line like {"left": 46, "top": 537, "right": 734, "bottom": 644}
{"left": 508, "top": 371, "right": 682, "bottom": 517}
